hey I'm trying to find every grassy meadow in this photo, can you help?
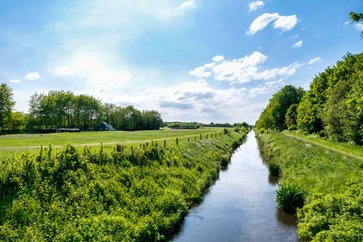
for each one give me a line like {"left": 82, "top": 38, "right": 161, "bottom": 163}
{"left": 0, "top": 128, "right": 248, "bottom": 241}
{"left": 0, "top": 128, "right": 224, "bottom": 160}
{"left": 257, "top": 131, "right": 363, "bottom": 241}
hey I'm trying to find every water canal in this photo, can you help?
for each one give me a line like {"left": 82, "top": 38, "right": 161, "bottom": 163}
{"left": 173, "top": 131, "right": 298, "bottom": 242}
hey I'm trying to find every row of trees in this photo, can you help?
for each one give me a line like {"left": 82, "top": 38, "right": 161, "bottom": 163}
{"left": 255, "top": 52, "right": 363, "bottom": 144}
{"left": 0, "top": 87, "right": 163, "bottom": 133}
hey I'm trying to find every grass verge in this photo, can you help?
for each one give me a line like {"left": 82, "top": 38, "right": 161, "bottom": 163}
{"left": 257, "top": 131, "right": 363, "bottom": 241}
{"left": 0, "top": 130, "right": 247, "bottom": 241}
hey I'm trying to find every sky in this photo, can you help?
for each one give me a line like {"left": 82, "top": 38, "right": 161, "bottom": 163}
{"left": 0, "top": 0, "right": 362, "bottom": 124}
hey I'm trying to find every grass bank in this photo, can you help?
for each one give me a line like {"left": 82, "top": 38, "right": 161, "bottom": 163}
{"left": 0, "top": 129, "right": 248, "bottom": 241}
{"left": 257, "top": 132, "right": 363, "bottom": 241}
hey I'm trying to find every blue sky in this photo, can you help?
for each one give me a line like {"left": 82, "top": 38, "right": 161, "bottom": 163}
{"left": 0, "top": 0, "right": 362, "bottom": 124}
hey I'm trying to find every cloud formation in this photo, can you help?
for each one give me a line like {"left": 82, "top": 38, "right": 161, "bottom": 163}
{"left": 8, "top": 79, "right": 21, "bottom": 84}
{"left": 189, "top": 51, "right": 301, "bottom": 84}
{"left": 24, "top": 72, "right": 40, "bottom": 80}
{"left": 248, "top": 1, "right": 264, "bottom": 11}
{"left": 246, "top": 13, "right": 298, "bottom": 35}
{"left": 292, "top": 40, "right": 303, "bottom": 48}
{"left": 161, "top": 0, "right": 197, "bottom": 19}
{"left": 308, "top": 57, "right": 322, "bottom": 65}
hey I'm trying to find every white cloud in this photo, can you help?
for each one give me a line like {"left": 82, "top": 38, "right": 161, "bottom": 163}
{"left": 355, "top": 23, "right": 363, "bottom": 31}
{"left": 158, "top": 0, "right": 197, "bottom": 19}
{"left": 212, "top": 55, "right": 224, "bottom": 62}
{"left": 189, "top": 63, "right": 216, "bottom": 79}
{"left": 190, "top": 51, "right": 302, "bottom": 84}
{"left": 247, "top": 13, "right": 298, "bottom": 35}
{"left": 273, "top": 15, "right": 298, "bottom": 31}
{"left": 308, "top": 57, "right": 322, "bottom": 65}
{"left": 248, "top": 1, "right": 264, "bottom": 11}
{"left": 53, "top": 66, "right": 72, "bottom": 76}
{"left": 249, "top": 79, "right": 284, "bottom": 97}
{"left": 95, "top": 79, "right": 269, "bottom": 123}
{"left": 246, "top": 13, "right": 280, "bottom": 35}
{"left": 292, "top": 40, "right": 303, "bottom": 48}
{"left": 8, "top": 79, "right": 21, "bottom": 83}
{"left": 24, "top": 72, "right": 40, "bottom": 80}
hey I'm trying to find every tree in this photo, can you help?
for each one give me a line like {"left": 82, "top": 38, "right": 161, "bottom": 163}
{"left": 350, "top": 11, "right": 363, "bottom": 37}
{"left": 8, "top": 111, "right": 27, "bottom": 131}
{"left": 141, "top": 110, "right": 163, "bottom": 130}
{"left": 0, "top": 83, "right": 15, "bottom": 132}
{"left": 285, "top": 104, "right": 298, "bottom": 130}
{"left": 255, "top": 85, "right": 305, "bottom": 131}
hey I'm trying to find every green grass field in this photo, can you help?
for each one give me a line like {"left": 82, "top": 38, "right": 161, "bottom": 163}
{"left": 283, "top": 130, "right": 363, "bottom": 160}
{"left": 257, "top": 131, "right": 363, "bottom": 241}
{"left": 0, "top": 128, "right": 224, "bottom": 161}
{"left": 0, "top": 128, "right": 247, "bottom": 241}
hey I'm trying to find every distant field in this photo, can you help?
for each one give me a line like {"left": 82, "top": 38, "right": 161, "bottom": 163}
{"left": 0, "top": 128, "right": 225, "bottom": 160}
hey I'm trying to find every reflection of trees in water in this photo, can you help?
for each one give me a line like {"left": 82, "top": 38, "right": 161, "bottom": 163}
{"left": 268, "top": 174, "right": 279, "bottom": 185}
{"left": 276, "top": 208, "right": 297, "bottom": 227}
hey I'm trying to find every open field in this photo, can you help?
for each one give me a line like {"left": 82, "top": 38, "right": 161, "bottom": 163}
{"left": 0, "top": 128, "right": 225, "bottom": 160}
{"left": 257, "top": 132, "right": 363, "bottom": 241}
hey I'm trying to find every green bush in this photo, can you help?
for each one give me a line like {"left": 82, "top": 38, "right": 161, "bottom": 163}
{"left": 223, "top": 128, "right": 230, "bottom": 135}
{"left": 276, "top": 184, "right": 305, "bottom": 213}
{"left": 268, "top": 163, "right": 281, "bottom": 176}
{"left": 220, "top": 154, "right": 230, "bottom": 167}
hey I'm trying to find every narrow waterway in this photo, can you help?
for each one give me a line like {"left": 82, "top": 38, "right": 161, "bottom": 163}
{"left": 173, "top": 132, "right": 298, "bottom": 242}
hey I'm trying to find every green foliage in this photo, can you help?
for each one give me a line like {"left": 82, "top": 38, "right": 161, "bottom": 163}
{"left": 257, "top": 132, "right": 363, "bottom": 240}
{"left": 0, "top": 83, "right": 15, "bottom": 132}
{"left": 0, "top": 129, "right": 247, "bottom": 241}
{"left": 276, "top": 184, "right": 305, "bottom": 213}
{"left": 220, "top": 154, "right": 230, "bottom": 167}
{"left": 296, "top": 53, "right": 363, "bottom": 143}
{"left": 255, "top": 85, "right": 305, "bottom": 131}
{"left": 28, "top": 91, "right": 163, "bottom": 131}
{"left": 285, "top": 104, "right": 298, "bottom": 130}
{"left": 268, "top": 163, "right": 281, "bottom": 176}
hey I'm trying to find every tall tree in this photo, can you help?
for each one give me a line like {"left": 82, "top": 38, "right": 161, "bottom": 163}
{"left": 255, "top": 85, "right": 305, "bottom": 131}
{"left": 0, "top": 83, "right": 15, "bottom": 132}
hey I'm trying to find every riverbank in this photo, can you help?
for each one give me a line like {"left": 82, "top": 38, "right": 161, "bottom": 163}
{"left": 0, "top": 129, "right": 247, "bottom": 241}
{"left": 257, "top": 131, "right": 363, "bottom": 241}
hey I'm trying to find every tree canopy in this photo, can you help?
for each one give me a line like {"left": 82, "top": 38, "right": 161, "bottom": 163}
{"left": 256, "top": 52, "right": 363, "bottom": 144}
{"left": 255, "top": 85, "right": 305, "bottom": 131}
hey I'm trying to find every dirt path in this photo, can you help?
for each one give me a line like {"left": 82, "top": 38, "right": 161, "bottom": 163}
{"left": 283, "top": 132, "right": 363, "bottom": 162}
{"left": 0, "top": 134, "right": 210, "bottom": 151}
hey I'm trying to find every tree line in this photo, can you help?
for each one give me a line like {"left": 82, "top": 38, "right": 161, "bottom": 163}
{"left": 0, "top": 88, "right": 163, "bottom": 133}
{"left": 255, "top": 52, "right": 363, "bottom": 144}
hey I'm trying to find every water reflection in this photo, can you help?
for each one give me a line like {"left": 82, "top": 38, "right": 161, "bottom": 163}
{"left": 268, "top": 174, "right": 279, "bottom": 185}
{"left": 276, "top": 209, "right": 298, "bottom": 226}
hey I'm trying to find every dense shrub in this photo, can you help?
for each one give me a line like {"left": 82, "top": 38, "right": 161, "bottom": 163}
{"left": 276, "top": 184, "right": 305, "bottom": 213}
{"left": 268, "top": 163, "right": 281, "bottom": 176}
{"left": 220, "top": 154, "right": 230, "bottom": 167}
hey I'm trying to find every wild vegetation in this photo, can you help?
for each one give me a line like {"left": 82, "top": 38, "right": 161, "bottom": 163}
{"left": 0, "top": 128, "right": 248, "bottom": 241}
{"left": 258, "top": 132, "right": 363, "bottom": 241}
